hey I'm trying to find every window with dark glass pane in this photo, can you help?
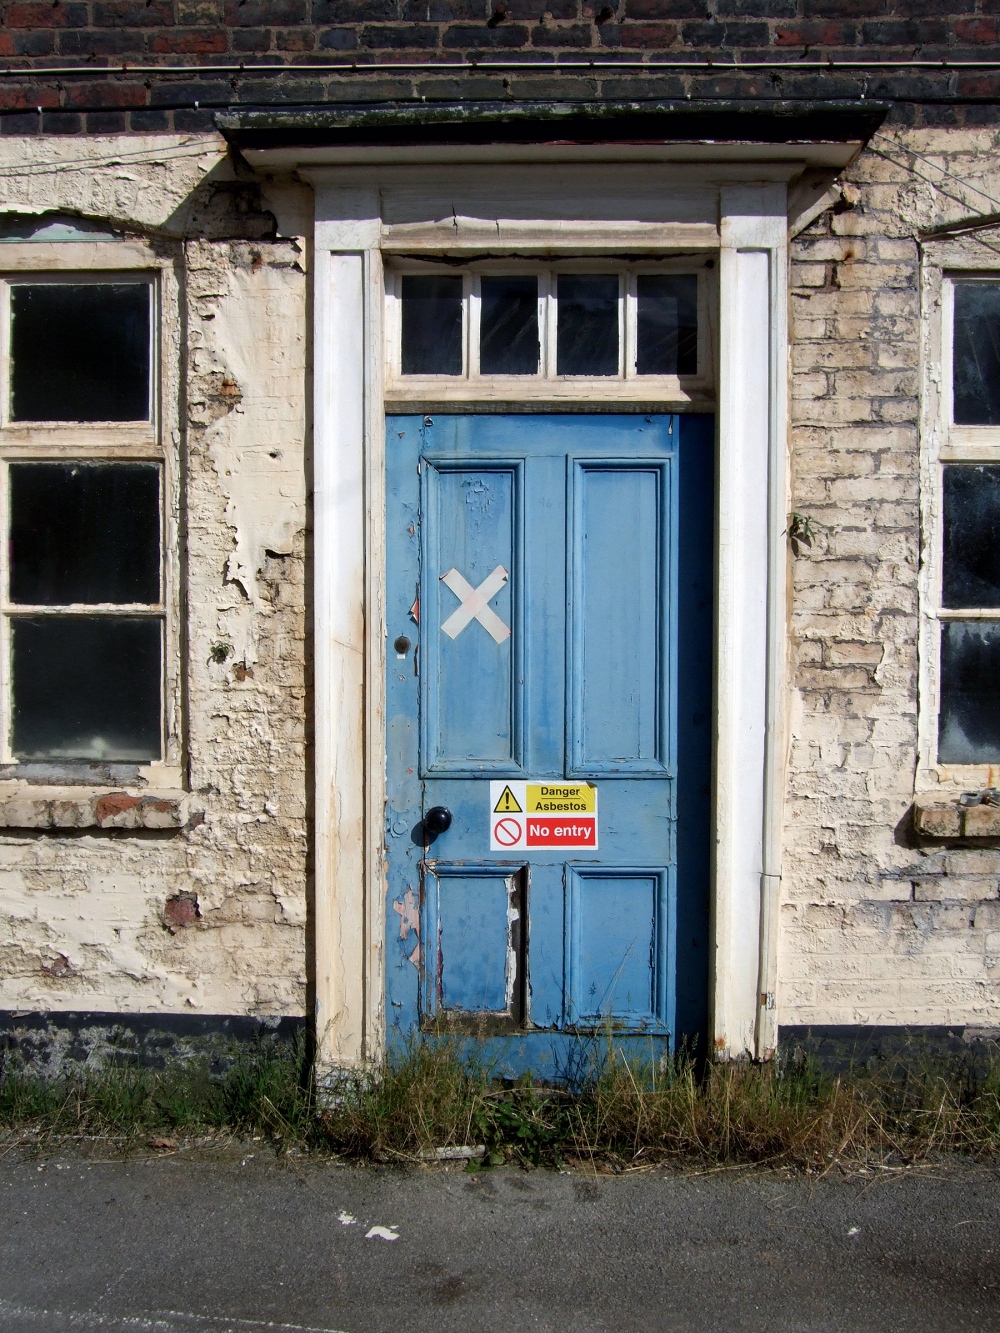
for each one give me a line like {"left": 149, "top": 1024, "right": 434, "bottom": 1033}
{"left": 480, "top": 276, "right": 539, "bottom": 375}
{"left": 10, "top": 463, "right": 160, "bottom": 605}
{"left": 7, "top": 462, "right": 162, "bottom": 761}
{"left": 943, "top": 465, "right": 1000, "bottom": 608}
{"left": 10, "top": 282, "right": 150, "bottom": 422}
{"left": 11, "top": 617, "right": 162, "bottom": 761}
{"left": 401, "top": 275, "right": 463, "bottom": 375}
{"left": 953, "top": 282, "right": 1000, "bottom": 426}
{"left": 637, "top": 275, "right": 698, "bottom": 376}
{"left": 939, "top": 620, "right": 1000, "bottom": 763}
{"left": 557, "top": 275, "right": 619, "bottom": 377}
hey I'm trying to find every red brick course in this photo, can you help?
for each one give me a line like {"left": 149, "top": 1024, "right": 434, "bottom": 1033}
{"left": 1, "top": 0, "right": 1000, "bottom": 128}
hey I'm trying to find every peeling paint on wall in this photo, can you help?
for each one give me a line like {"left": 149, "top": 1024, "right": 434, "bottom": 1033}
{"left": 0, "top": 137, "right": 309, "bottom": 1020}
{"left": 393, "top": 890, "right": 421, "bottom": 969}
{"left": 196, "top": 242, "right": 307, "bottom": 665}
{"left": 0, "top": 136, "right": 230, "bottom": 235}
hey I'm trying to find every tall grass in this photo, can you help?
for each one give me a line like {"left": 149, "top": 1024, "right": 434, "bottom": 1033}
{"left": 4, "top": 1037, "right": 1000, "bottom": 1169}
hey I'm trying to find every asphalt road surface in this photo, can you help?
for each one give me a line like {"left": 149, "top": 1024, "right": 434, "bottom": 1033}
{"left": 1, "top": 1152, "right": 999, "bottom": 1332}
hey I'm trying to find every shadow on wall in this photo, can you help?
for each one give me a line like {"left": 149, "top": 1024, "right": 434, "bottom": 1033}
{"left": 778, "top": 1024, "right": 1000, "bottom": 1079}
{"left": 0, "top": 1011, "right": 307, "bottom": 1079}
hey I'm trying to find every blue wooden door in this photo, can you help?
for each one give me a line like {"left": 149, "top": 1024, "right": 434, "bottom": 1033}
{"left": 386, "top": 414, "right": 713, "bottom": 1073}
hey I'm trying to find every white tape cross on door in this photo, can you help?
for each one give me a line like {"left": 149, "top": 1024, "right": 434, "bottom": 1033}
{"left": 439, "top": 565, "right": 511, "bottom": 644}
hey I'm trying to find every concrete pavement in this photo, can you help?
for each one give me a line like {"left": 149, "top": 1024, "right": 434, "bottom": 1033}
{"left": 1, "top": 1151, "right": 998, "bottom": 1331}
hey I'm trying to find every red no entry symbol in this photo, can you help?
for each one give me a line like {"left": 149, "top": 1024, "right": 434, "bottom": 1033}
{"left": 493, "top": 817, "right": 522, "bottom": 846}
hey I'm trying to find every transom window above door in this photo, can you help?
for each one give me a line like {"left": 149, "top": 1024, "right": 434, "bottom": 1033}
{"left": 384, "top": 262, "right": 714, "bottom": 406}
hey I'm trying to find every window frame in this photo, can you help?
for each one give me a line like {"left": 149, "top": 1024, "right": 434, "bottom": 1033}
{"left": 0, "top": 241, "right": 181, "bottom": 784}
{"left": 384, "top": 256, "right": 716, "bottom": 407}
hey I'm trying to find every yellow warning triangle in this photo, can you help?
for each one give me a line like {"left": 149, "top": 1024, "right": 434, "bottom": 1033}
{"left": 493, "top": 785, "right": 522, "bottom": 814}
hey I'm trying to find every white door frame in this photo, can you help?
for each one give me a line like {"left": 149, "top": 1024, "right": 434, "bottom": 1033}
{"left": 298, "top": 150, "right": 796, "bottom": 1070}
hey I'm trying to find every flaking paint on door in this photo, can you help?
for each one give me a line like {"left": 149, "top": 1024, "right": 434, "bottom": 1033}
{"left": 385, "top": 414, "right": 713, "bottom": 1074}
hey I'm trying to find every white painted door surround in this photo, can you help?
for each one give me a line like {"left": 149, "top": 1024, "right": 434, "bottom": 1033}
{"left": 286, "top": 148, "right": 804, "bottom": 1072}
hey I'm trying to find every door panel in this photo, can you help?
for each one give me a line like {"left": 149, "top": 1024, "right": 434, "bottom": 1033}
{"left": 422, "top": 863, "right": 526, "bottom": 1028}
{"left": 565, "top": 866, "right": 673, "bottom": 1029}
{"left": 385, "top": 414, "right": 713, "bottom": 1071}
{"left": 569, "top": 461, "right": 671, "bottom": 774}
{"left": 420, "top": 462, "right": 522, "bottom": 772}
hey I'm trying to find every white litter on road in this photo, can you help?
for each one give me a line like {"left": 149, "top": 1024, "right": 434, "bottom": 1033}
{"left": 337, "top": 1211, "right": 356, "bottom": 1226}
{"left": 417, "top": 1145, "right": 485, "bottom": 1161}
{"left": 365, "top": 1226, "right": 399, "bottom": 1242}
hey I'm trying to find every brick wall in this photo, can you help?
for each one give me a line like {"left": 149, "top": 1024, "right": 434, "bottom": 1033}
{"left": 781, "top": 128, "right": 1000, "bottom": 1029}
{"left": 5, "top": 119, "right": 1000, "bottom": 1032}
{"left": 6, "top": 0, "right": 1000, "bottom": 132}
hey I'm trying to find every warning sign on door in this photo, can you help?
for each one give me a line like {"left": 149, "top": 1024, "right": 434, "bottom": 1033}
{"left": 489, "top": 781, "right": 598, "bottom": 851}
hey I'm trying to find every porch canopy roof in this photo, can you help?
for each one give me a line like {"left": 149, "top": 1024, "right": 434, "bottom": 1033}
{"left": 219, "top": 98, "right": 889, "bottom": 171}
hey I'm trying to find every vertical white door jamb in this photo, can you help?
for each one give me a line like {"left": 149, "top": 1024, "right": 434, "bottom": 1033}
{"left": 363, "top": 246, "right": 388, "bottom": 1067}
{"left": 715, "top": 185, "right": 789, "bottom": 1059}
{"left": 312, "top": 186, "right": 384, "bottom": 1074}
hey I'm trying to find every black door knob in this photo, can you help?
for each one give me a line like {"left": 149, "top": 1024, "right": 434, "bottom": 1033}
{"left": 424, "top": 806, "right": 452, "bottom": 836}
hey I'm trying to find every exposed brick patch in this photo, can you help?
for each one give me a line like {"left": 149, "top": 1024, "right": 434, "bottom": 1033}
{"left": 94, "top": 793, "right": 142, "bottom": 824}
{"left": 41, "top": 953, "right": 73, "bottom": 977}
{"left": 0, "top": 790, "right": 186, "bottom": 830}
{"left": 163, "top": 892, "right": 201, "bottom": 932}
